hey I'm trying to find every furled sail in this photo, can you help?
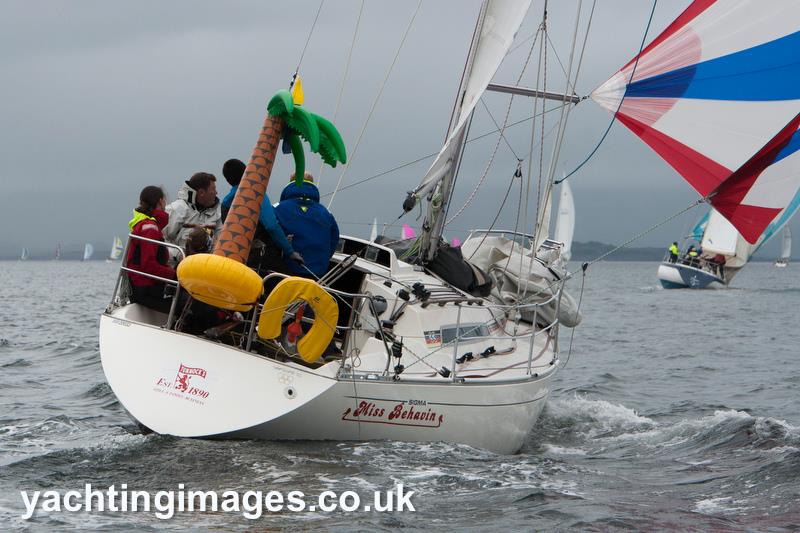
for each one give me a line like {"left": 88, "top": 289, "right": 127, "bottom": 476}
{"left": 592, "top": 0, "right": 800, "bottom": 243}
{"left": 411, "top": 0, "right": 531, "bottom": 198}
{"left": 553, "top": 181, "right": 575, "bottom": 261}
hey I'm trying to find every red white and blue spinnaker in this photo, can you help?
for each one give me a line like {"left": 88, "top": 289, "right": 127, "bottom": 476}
{"left": 593, "top": 0, "right": 800, "bottom": 243}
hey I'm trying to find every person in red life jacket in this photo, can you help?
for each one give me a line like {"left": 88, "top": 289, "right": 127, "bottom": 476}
{"left": 127, "top": 186, "right": 176, "bottom": 313}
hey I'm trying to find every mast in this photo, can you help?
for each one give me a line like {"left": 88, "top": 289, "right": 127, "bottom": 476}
{"left": 419, "top": 2, "right": 488, "bottom": 263}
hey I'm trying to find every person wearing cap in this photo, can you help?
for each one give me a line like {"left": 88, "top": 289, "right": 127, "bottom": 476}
{"left": 164, "top": 172, "right": 222, "bottom": 248}
{"left": 275, "top": 172, "right": 340, "bottom": 278}
{"left": 220, "top": 158, "right": 304, "bottom": 273}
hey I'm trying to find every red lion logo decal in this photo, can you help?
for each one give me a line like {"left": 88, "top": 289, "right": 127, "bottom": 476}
{"left": 174, "top": 373, "right": 191, "bottom": 392}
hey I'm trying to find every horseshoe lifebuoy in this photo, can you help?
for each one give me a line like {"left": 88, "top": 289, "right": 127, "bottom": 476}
{"left": 258, "top": 277, "right": 339, "bottom": 363}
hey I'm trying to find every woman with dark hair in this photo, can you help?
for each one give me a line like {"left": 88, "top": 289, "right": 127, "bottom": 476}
{"left": 127, "top": 186, "right": 176, "bottom": 313}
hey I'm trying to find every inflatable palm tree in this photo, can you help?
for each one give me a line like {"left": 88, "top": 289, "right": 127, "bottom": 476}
{"left": 177, "top": 88, "right": 346, "bottom": 312}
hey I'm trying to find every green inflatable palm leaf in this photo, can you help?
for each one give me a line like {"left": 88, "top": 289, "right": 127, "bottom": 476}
{"left": 267, "top": 90, "right": 347, "bottom": 184}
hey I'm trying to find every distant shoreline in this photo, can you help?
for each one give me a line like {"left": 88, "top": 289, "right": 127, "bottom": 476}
{"left": 0, "top": 240, "right": 783, "bottom": 262}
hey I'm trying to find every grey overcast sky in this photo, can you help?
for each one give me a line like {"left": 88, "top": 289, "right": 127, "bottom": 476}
{"left": 0, "top": 0, "right": 792, "bottom": 258}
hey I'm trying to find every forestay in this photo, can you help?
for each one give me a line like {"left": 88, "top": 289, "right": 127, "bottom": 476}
{"left": 592, "top": 0, "right": 800, "bottom": 243}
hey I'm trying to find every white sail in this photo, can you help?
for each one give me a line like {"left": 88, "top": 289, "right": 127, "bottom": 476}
{"left": 780, "top": 226, "right": 792, "bottom": 261}
{"left": 109, "top": 236, "right": 124, "bottom": 260}
{"left": 412, "top": 0, "right": 531, "bottom": 198}
{"left": 552, "top": 181, "right": 575, "bottom": 261}
{"left": 83, "top": 243, "right": 94, "bottom": 261}
{"left": 369, "top": 219, "right": 378, "bottom": 243}
{"left": 20, "top": 247, "right": 29, "bottom": 261}
{"left": 701, "top": 209, "right": 753, "bottom": 269}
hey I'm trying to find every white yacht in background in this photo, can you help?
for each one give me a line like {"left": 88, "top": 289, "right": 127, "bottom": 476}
{"left": 82, "top": 243, "right": 94, "bottom": 261}
{"left": 107, "top": 236, "right": 124, "bottom": 262}
{"left": 775, "top": 227, "right": 791, "bottom": 267}
{"left": 19, "top": 247, "right": 29, "bottom": 261}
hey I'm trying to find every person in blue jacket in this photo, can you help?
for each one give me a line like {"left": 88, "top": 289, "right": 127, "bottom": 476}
{"left": 275, "top": 173, "right": 340, "bottom": 278}
{"left": 220, "top": 158, "right": 304, "bottom": 271}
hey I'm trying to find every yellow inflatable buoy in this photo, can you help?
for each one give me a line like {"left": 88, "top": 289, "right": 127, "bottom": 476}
{"left": 258, "top": 277, "right": 339, "bottom": 363}
{"left": 177, "top": 253, "right": 263, "bottom": 312}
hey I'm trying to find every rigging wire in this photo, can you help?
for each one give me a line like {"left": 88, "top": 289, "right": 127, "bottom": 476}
{"left": 579, "top": 197, "right": 706, "bottom": 270}
{"left": 294, "top": 0, "right": 326, "bottom": 76}
{"left": 319, "top": 0, "right": 365, "bottom": 180}
{"left": 444, "top": 22, "right": 542, "bottom": 227}
{"left": 465, "top": 163, "right": 522, "bottom": 261}
{"left": 559, "top": 263, "right": 586, "bottom": 372}
{"left": 318, "top": 102, "right": 570, "bottom": 199}
{"left": 327, "top": 0, "right": 424, "bottom": 210}
{"left": 555, "top": 0, "right": 659, "bottom": 185}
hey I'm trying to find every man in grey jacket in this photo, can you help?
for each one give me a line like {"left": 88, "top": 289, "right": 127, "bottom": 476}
{"left": 164, "top": 172, "right": 222, "bottom": 248}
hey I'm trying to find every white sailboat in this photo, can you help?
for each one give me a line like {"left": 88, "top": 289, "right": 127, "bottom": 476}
{"left": 659, "top": 209, "right": 751, "bottom": 289}
{"left": 82, "top": 243, "right": 94, "bottom": 261}
{"left": 553, "top": 181, "right": 575, "bottom": 263}
{"left": 19, "top": 247, "right": 29, "bottom": 261}
{"left": 775, "top": 226, "right": 792, "bottom": 267}
{"left": 54, "top": 242, "right": 61, "bottom": 261}
{"left": 107, "top": 236, "right": 124, "bottom": 262}
{"left": 100, "top": 1, "right": 800, "bottom": 453}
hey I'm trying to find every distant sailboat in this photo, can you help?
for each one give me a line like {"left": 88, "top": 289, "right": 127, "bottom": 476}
{"left": 775, "top": 227, "right": 791, "bottom": 267}
{"left": 83, "top": 243, "right": 94, "bottom": 261}
{"left": 19, "top": 247, "right": 29, "bottom": 261}
{"left": 54, "top": 242, "right": 62, "bottom": 261}
{"left": 107, "top": 236, "right": 124, "bottom": 262}
{"left": 552, "top": 180, "right": 575, "bottom": 262}
{"left": 369, "top": 219, "right": 378, "bottom": 242}
{"left": 659, "top": 205, "right": 794, "bottom": 288}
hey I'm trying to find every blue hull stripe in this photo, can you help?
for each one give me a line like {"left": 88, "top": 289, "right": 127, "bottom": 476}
{"left": 626, "top": 31, "right": 800, "bottom": 101}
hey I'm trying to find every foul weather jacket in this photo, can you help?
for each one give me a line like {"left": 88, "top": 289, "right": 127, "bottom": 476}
{"left": 275, "top": 181, "right": 339, "bottom": 277}
{"left": 127, "top": 209, "right": 176, "bottom": 287}
{"left": 164, "top": 183, "right": 222, "bottom": 247}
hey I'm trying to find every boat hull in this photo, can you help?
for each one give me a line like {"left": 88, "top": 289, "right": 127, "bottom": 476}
{"left": 100, "top": 312, "right": 552, "bottom": 455}
{"left": 657, "top": 262, "right": 725, "bottom": 289}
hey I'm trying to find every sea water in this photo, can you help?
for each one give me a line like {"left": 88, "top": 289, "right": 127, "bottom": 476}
{"left": 0, "top": 260, "right": 798, "bottom": 530}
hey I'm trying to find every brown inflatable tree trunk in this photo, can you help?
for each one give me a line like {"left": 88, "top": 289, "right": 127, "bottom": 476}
{"left": 213, "top": 115, "right": 284, "bottom": 263}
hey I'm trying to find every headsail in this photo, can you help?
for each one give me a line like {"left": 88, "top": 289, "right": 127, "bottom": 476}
{"left": 780, "top": 226, "right": 792, "bottom": 261}
{"left": 553, "top": 181, "right": 575, "bottom": 261}
{"left": 689, "top": 210, "right": 709, "bottom": 243}
{"left": 109, "top": 236, "right": 124, "bottom": 261}
{"left": 412, "top": 0, "right": 531, "bottom": 200}
{"left": 593, "top": 0, "right": 800, "bottom": 243}
{"left": 700, "top": 209, "right": 753, "bottom": 269}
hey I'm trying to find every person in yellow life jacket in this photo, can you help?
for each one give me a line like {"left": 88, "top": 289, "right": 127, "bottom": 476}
{"left": 668, "top": 241, "right": 680, "bottom": 263}
{"left": 684, "top": 245, "right": 699, "bottom": 267}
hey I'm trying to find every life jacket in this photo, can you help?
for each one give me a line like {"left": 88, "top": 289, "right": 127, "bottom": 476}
{"left": 127, "top": 209, "right": 174, "bottom": 286}
{"left": 669, "top": 244, "right": 679, "bottom": 255}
